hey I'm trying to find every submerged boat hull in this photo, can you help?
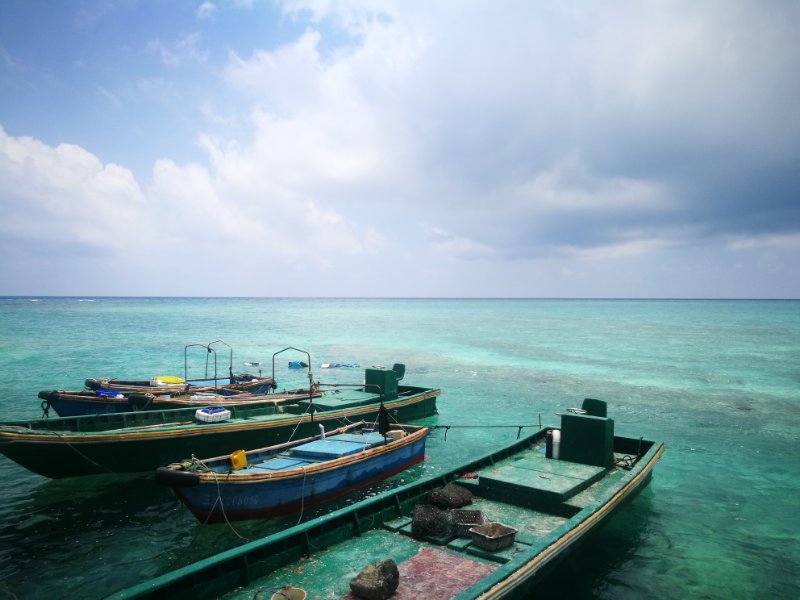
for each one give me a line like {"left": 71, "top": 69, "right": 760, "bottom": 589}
{"left": 108, "top": 402, "right": 664, "bottom": 600}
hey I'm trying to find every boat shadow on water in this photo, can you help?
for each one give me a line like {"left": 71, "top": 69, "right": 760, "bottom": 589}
{"left": 0, "top": 474, "right": 280, "bottom": 597}
{"left": 1, "top": 474, "right": 174, "bottom": 541}
{"left": 533, "top": 491, "right": 660, "bottom": 598}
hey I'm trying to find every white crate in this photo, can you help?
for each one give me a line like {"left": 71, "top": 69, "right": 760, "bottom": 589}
{"left": 194, "top": 407, "right": 231, "bottom": 423}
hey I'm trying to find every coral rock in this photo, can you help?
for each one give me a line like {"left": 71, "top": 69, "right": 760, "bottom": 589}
{"left": 411, "top": 504, "right": 451, "bottom": 539}
{"left": 349, "top": 558, "right": 399, "bottom": 600}
{"left": 429, "top": 483, "right": 472, "bottom": 509}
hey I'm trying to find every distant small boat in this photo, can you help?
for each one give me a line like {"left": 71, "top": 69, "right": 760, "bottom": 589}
{"left": 156, "top": 421, "right": 429, "bottom": 523}
{"left": 83, "top": 374, "right": 275, "bottom": 396}
{"left": 320, "top": 363, "right": 359, "bottom": 368}
{"left": 83, "top": 340, "right": 275, "bottom": 396}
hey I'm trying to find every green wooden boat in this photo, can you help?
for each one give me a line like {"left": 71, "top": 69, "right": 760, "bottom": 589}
{"left": 0, "top": 366, "right": 439, "bottom": 479}
{"left": 108, "top": 399, "right": 664, "bottom": 599}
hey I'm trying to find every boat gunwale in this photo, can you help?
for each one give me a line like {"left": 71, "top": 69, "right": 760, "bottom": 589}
{"left": 85, "top": 375, "right": 276, "bottom": 394}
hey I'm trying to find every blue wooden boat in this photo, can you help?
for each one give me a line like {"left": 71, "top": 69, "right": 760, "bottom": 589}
{"left": 156, "top": 421, "right": 429, "bottom": 523}
{"left": 38, "top": 389, "right": 133, "bottom": 416}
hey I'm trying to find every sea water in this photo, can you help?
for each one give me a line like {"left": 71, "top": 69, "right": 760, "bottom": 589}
{"left": 0, "top": 298, "right": 797, "bottom": 599}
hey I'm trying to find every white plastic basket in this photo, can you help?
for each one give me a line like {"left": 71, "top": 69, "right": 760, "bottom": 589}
{"left": 194, "top": 407, "right": 231, "bottom": 423}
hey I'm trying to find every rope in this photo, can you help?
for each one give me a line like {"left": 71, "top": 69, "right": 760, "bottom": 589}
{"left": 140, "top": 394, "right": 154, "bottom": 410}
{"left": 614, "top": 455, "right": 637, "bottom": 470}
{"left": 203, "top": 466, "right": 249, "bottom": 541}
{"left": 284, "top": 402, "right": 315, "bottom": 444}
{"left": 52, "top": 431, "right": 116, "bottom": 474}
{"left": 294, "top": 467, "right": 308, "bottom": 526}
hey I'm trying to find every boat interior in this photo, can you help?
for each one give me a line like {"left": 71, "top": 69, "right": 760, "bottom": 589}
{"left": 212, "top": 430, "right": 394, "bottom": 475}
{"left": 226, "top": 435, "right": 654, "bottom": 599}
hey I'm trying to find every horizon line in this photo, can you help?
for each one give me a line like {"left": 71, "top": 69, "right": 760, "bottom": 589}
{"left": 2, "top": 295, "right": 798, "bottom": 301}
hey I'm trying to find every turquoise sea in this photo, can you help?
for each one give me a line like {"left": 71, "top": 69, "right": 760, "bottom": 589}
{"left": 0, "top": 297, "right": 797, "bottom": 599}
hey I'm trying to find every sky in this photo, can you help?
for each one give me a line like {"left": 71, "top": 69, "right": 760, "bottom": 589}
{"left": 1, "top": 0, "right": 798, "bottom": 298}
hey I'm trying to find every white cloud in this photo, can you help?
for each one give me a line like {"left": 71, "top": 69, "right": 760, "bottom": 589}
{"left": 148, "top": 32, "right": 209, "bottom": 67}
{"left": 509, "top": 154, "right": 667, "bottom": 213}
{"left": 423, "top": 225, "right": 497, "bottom": 261}
{"left": 226, "top": 31, "right": 323, "bottom": 113}
{"left": 197, "top": 2, "right": 216, "bottom": 21}
{"left": 728, "top": 234, "right": 800, "bottom": 251}
{"left": 0, "top": 126, "right": 145, "bottom": 252}
{"left": 0, "top": 125, "right": 393, "bottom": 295}
{"left": 185, "top": 127, "right": 383, "bottom": 262}
{"left": 223, "top": 31, "right": 412, "bottom": 196}
{"left": 560, "top": 238, "right": 673, "bottom": 261}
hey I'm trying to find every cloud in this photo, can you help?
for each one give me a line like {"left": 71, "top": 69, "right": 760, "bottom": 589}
{"left": 148, "top": 32, "right": 209, "bottom": 67}
{"left": 0, "top": 126, "right": 145, "bottom": 254}
{"left": 191, "top": 2, "right": 800, "bottom": 292}
{"left": 197, "top": 2, "right": 216, "bottom": 21}
{"left": 423, "top": 225, "right": 497, "bottom": 261}
{"left": 226, "top": 31, "right": 325, "bottom": 115}
{"left": 184, "top": 128, "right": 384, "bottom": 263}
{"left": 1, "top": 1, "right": 798, "bottom": 296}
{"left": 0, "top": 124, "right": 390, "bottom": 295}
{"left": 728, "top": 233, "right": 800, "bottom": 251}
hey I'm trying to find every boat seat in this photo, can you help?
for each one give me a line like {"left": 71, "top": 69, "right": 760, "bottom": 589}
{"left": 247, "top": 456, "right": 316, "bottom": 471}
{"left": 329, "top": 432, "right": 386, "bottom": 447}
{"left": 471, "top": 453, "right": 606, "bottom": 508}
{"left": 290, "top": 433, "right": 384, "bottom": 460}
{"left": 581, "top": 398, "right": 607, "bottom": 417}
